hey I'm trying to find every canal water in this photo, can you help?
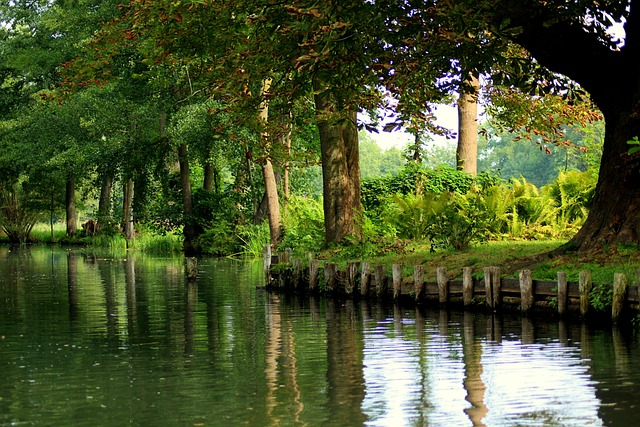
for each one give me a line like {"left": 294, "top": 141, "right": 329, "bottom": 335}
{"left": 1, "top": 247, "right": 639, "bottom": 426}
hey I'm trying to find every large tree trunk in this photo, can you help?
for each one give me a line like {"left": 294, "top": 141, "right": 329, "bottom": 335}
{"left": 313, "top": 80, "right": 361, "bottom": 244}
{"left": 262, "top": 160, "right": 282, "bottom": 247}
{"left": 203, "top": 160, "right": 215, "bottom": 192}
{"left": 178, "top": 143, "right": 199, "bottom": 255}
{"left": 565, "top": 110, "right": 640, "bottom": 251}
{"left": 98, "top": 175, "right": 112, "bottom": 224}
{"left": 258, "top": 78, "right": 282, "bottom": 248}
{"left": 456, "top": 73, "right": 479, "bottom": 176}
{"left": 65, "top": 176, "right": 76, "bottom": 237}
{"left": 494, "top": 2, "right": 640, "bottom": 251}
{"left": 123, "top": 178, "right": 135, "bottom": 241}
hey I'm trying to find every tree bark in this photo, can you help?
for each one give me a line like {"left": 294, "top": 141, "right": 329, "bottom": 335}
{"left": 456, "top": 73, "right": 479, "bottom": 176}
{"left": 203, "top": 160, "right": 214, "bottom": 192}
{"left": 262, "top": 159, "right": 282, "bottom": 246}
{"left": 492, "top": 2, "right": 640, "bottom": 251}
{"left": 65, "top": 176, "right": 76, "bottom": 237}
{"left": 178, "top": 143, "right": 199, "bottom": 255}
{"left": 313, "top": 79, "right": 362, "bottom": 244}
{"left": 123, "top": 178, "right": 135, "bottom": 241}
{"left": 565, "top": 112, "right": 640, "bottom": 251}
{"left": 98, "top": 175, "right": 112, "bottom": 222}
{"left": 258, "top": 78, "right": 282, "bottom": 248}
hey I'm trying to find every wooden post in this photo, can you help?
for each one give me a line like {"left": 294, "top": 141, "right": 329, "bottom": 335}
{"left": 519, "top": 269, "right": 534, "bottom": 313}
{"left": 346, "top": 262, "right": 359, "bottom": 296}
{"left": 579, "top": 270, "right": 592, "bottom": 317}
{"left": 263, "top": 245, "right": 271, "bottom": 286}
{"left": 324, "top": 263, "right": 337, "bottom": 293}
{"left": 414, "top": 265, "right": 425, "bottom": 303}
{"left": 484, "top": 267, "right": 493, "bottom": 309}
{"left": 491, "top": 266, "right": 501, "bottom": 309}
{"left": 462, "top": 266, "right": 474, "bottom": 307}
{"left": 292, "top": 259, "right": 302, "bottom": 290}
{"left": 437, "top": 267, "right": 448, "bottom": 305}
{"left": 360, "top": 262, "right": 371, "bottom": 297}
{"left": 612, "top": 273, "right": 628, "bottom": 322}
{"left": 374, "top": 265, "right": 386, "bottom": 298}
{"left": 392, "top": 264, "right": 403, "bottom": 301}
{"left": 557, "top": 271, "right": 568, "bottom": 316}
{"left": 278, "top": 251, "right": 287, "bottom": 264}
{"left": 309, "top": 259, "right": 319, "bottom": 292}
{"left": 185, "top": 257, "right": 198, "bottom": 281}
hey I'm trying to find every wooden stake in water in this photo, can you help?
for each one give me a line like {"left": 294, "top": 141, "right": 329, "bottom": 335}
{"left": 612, "top": 273, "right": 628, "bottom": 323}
{"left": 263, "top": 245, "right": 271, "bottom": 286}
{"left": 361, "top": 262, "right": 371, "bottom": 297}
{"left": 324, "top": 263, "right": 337, "bottom": 293}
{"left": 309, "top": 259, "right": 319, "bottom": 292}
{"left": 519, "top": 269, "right": 533, "bottom": 313}
{"left": 185, "top": 257, "right": 198, "bottom": 282}
{"left": 414, "top": 265, "right": 425, "bottom": 303}
{"left": 462, "top": 267, "right": 474, "bottom": 307}
{"left": 437, "top": 267, "right": 448, "bottom": 305}
{"left": 579, "top": 270, "right": 592, "bottom": 317}
{"left": 557, "top": 271, "right": 568, "bottom": 316}
{"left": 392, "top": 264, "right": 402, "bottom": 301}
{"left": 374, "top": 265, "right": 386, "bottom": 298}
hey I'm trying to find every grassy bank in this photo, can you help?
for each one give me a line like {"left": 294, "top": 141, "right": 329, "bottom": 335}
{"left": 2, "top": 223, "right": 184, "bottom": 254}
{"left": 318, "top": 239, "right": 640, "bottom": 286}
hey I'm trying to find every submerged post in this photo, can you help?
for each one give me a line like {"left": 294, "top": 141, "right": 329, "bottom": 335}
{"left": 392, "top": 264, "right": 403, "bottom": 301}
{"left": 309, "top": 259, "right": 319, "bottom": 292}
{"left": 361, "top": 262, "right": 371, "bottom": 297}
{"left": 346, "top": 262, "right": 359, "bottom": 296}
{"left": 462, "top": 267, "right": 474, "bottom": 307}
{"left": 324, "top": 263, "right": 337, "bottom": 293}
{"left": 414, "top": 265, "right": 425, "bottom": 303}
{"left": 520, "top": 269, "right": 534, "bottom": 313}
{"left": 557, "top": 271, "right": 568, "bottom": 316}
{"left": 292, "top": 259, "right": 303, "bottom": 290}
{"left": 612, "top": 273, "right": 628, "bottom": 322}
{"left": 185, "top": 257, "right": 198, "bottom": 281}
{"left": 484, "top": 267, "right": 493, "bottom": 309}
{"left": 263, "top": 245, "right": 271, "bottom": 286}
{"left": 579, "top": 270, "right": 592, "bottom": 317}
{"left": 374, "top": 265, "right": 386, "bottom": 298}
{"left": 437, "top": 267, "right": 448, "bottom": 305}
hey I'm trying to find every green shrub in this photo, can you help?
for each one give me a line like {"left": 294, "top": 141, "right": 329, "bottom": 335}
{"left": 281, "top": 196, "right": 325, "bottom": 254}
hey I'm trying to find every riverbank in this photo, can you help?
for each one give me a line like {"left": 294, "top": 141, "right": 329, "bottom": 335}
{"left": 315, "top": 239, "right": 640, "bottom": 286}
{"left": 266, "top": 239, "right": 640, "bottom": 322}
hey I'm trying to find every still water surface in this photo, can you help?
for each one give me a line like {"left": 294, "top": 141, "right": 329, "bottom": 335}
{"left": 1, "top": 247, "right": 639, "bottom": 426}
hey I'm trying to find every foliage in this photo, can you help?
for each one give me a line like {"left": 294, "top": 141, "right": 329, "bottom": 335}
{"left": 361, "top": 163, "right": 477, "bottom": 212}
{"left": 237, "top": 222, "right": 271, "bottom": 258}
{"left": 590, "top": 283, "right": 613, "bottom": 313}
{"left": 0, "top": 185, "right": 40, "bottom": 243}
{"left": 281, "top": 196, "right": 325, "bottom": 255}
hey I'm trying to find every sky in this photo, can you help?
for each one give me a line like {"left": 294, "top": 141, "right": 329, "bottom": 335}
{"left": 366, "top": 104, "right": 459, "bottom": 151}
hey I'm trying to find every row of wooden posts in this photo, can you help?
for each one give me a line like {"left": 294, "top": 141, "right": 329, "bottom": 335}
{"left": 262, "top": 246, "right": 639, "bottom": 322}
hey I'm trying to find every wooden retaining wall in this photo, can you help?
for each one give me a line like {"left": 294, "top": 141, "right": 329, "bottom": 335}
{"left": 262, "top": 246, "right": 638, "bottom": 322}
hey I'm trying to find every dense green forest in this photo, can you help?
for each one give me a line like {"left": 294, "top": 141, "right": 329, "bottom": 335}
{"left": 0, "top": 1, "right": 637, "bottom": 256}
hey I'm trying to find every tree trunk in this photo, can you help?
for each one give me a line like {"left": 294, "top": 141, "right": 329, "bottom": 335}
{"left": 313, "top": 79, "right": 361, "bottom": 244}
{"left": 178, "top": 143, "right": 199, "bottom": 255}
{"left": 123, "top": 178, "right": 135, "bottom": 241}
{"left": 98, "top": 175, "right": 112, "bottom": 223}
{"left": 258, "top": 77, "right": 282, "bottom": 248}
{"left": 456, "top": 73, "right": 479, "bottom": 176}
{"left": 203, "top": 160, "right": 214, "bottom": 192}
{"left": 65, "top": 176, "right": 76, "bottom": 237}
{"left": 262, "top": 160, "right": 281, "bottom": 247}
{"left": 564, "top": 109, "right": 640, "bottom": 251}
{"left": 280, "top": 112, "right": 292, "bottom": 209}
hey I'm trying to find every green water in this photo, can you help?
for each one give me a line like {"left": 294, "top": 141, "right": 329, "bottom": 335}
{"left": 0, "top": 247, "right": 639, "bottom": 426}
